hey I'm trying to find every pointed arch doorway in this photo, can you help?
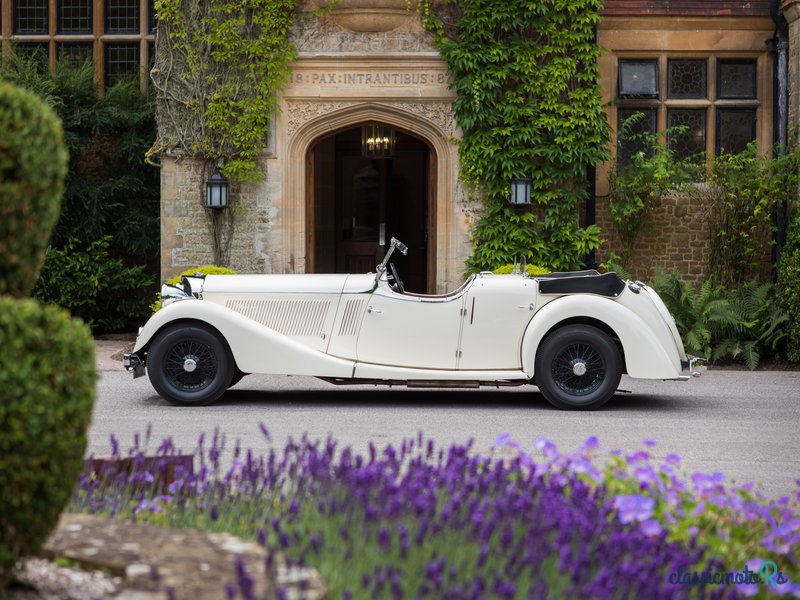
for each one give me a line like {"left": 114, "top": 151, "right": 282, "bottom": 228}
{"left": 306, "top": 123, "right": 436, "bottom": 293}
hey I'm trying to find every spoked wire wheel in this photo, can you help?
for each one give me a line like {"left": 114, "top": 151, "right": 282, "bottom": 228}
{"left": 550, "top": 342, "right": 606, "bottom": 396}
{"left": 163, "top": 339, "right": 218, "bottom": 392}
{"left": 147, "top": 324, "right": 234, "bottom": 406}
{"left": 534, "top": 324, "right": 621, "bottom": 410}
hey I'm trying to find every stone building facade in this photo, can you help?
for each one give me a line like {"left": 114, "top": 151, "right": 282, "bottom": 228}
{"left": 158, "top": 0, "right": 792, "bottom": 289}
{"left": 160, "top": 2, "right": 475, "bottom": 293}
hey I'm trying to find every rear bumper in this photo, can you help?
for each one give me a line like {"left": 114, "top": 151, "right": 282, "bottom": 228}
{"left": 678, "top": 355, "right": 706, "bottom": 380}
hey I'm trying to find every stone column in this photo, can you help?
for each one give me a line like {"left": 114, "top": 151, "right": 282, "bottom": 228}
{"left": 784, "top": 0, "right": 800, "bottom": 132}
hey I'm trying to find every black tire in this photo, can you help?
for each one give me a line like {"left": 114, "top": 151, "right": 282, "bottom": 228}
{"left": 229, "top": 370, "right": 248, "bottom": 388}
{"left": 147, "top": 323, "right": 234, "bottom": 406}
{"left": 534, "top": 324, "right": 621, "bottom": 410}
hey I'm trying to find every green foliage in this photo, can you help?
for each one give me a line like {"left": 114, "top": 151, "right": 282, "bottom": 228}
{"left": 0, "top": 298, "right": 96, "bottom": 589}
{"left": 777, "top": 214, "right": 800, "bottom": 362}
{"left": 491, "top": 263, "right": 550, "bottom": 276}
{"left": 2, "top": 52, "right": 160, "bottom": 323}
{"left": 427, "top": 0, "right": 609, "bottom": 273}
{"left": 609, "top": 116, "right": 700, "bottom": 260}
{"left": 652, "top": 271, "right": 789, "bottom": 369}
{"left": 0, "top": 81, "right": 68, "bottom": 297}
{"left": 151, "top": 265, "right": 236, "bottom": 312}
{"left": 151, "top": 0, "right": 300, "bottom": 181}
{"left": 708, "top": 142, "right": 800, "bottom": 286}
{"left": 34, "top": 237, "right": 155, "bottom": 331}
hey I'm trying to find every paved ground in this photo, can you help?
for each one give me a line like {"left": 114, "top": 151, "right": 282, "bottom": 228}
{"left": 93, "top": 339, "right": 800, "bottom": 500}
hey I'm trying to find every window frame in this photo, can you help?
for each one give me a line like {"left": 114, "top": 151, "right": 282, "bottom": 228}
{"left": 614, "top": 53, "right": 763, "bottom": 166}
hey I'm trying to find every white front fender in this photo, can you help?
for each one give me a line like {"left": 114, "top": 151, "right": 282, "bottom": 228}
{"left": 133, "top": 300, "right": 356, "bottom": 378}
{"left": 521, "top": 295, "right": 683, "bottom": 379}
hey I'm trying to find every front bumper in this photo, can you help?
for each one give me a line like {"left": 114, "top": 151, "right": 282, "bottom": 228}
{"left": 123, "top": 352, "right": 145, "bottom": 379}
{"left": 678, "top": 355, "right": 706, "bottom": 380}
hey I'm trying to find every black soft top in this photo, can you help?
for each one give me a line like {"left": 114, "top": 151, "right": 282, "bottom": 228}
{"left": 537, "top": 270, "right": 626, "bottom": 298}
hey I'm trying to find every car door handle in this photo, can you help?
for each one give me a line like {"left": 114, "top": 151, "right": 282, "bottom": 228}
{"left": 368, "top": 306, "right": 382, "bottom": 314}
{"left": 518, "top": 304, "right": 534, "bottom": 311}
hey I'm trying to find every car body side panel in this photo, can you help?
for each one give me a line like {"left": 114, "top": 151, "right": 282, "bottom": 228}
{"left": 133, "top": 300, "right": 356, "bottom": 377}
{"left": 459, "top": 275, "right": 538, "bottom": 369}
{"left": 521, "top": 294, "right": 683, "bottom": 379}
{"left": 356, "top": 285, "right": 465, "bottom": 369}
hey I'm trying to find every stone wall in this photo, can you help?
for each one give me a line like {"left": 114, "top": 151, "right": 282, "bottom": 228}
{"left": 160, "top": 157, "right": 275, "bottom": 281}
{"left": 594, "top": 188, "right": 772, "bottom": 285}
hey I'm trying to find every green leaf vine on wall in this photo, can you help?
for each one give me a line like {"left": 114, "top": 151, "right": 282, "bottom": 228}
{"left": 424, "top": 0, "right": 610, "bottom": 272}
{"left": 148, "top": 0, "right": 300, "bottom": 181}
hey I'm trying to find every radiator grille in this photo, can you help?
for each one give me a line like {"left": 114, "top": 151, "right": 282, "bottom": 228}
{"left": 226, "top": 298, "right": 331, "bottom": 337}
{"left": 338, "top": 298, "right": 366, "bottom": 337}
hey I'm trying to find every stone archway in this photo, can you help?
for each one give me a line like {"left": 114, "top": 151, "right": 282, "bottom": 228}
{"left": 281, "top": 101, "right": 462, "bottom": 292}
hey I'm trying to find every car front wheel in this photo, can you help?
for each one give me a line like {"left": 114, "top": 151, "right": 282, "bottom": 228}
{"left": 534, "top": 324, "right": 621, "bottom": 410}
{"left": 147, "top": 324, "right": 234, "bottom": 406}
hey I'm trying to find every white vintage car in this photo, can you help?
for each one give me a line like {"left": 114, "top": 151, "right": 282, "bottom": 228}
{"left": 124, "top": 238, "right": 702, "bottom": 410}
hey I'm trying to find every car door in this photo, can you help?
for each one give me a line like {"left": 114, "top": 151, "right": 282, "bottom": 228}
{"left": 356, "top": 286, "right": 465, "bottom": 369}
{"left": 458, "top": 276, "right": 538, "bottom": 370}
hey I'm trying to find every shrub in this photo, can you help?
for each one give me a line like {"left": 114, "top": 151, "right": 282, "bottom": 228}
{"left": 34, "top": 236, "right": 155, "bottom": 332}
{"left": 150, "top": 265, "right": 236, "bottom": 312}
{"left": 0, "top": 298, "right": 96, "bottom": 588}
{"left": 492, "top": 264, "right": 550, "bottom": 276}
{"left": 0, "top": 81, "right": 68, "bottom": 297}
{"left": 652, "top": 271, "right": 789, "bottom": 368}
{"left": 778, "top": 214, "right": 800, "bottom": 362}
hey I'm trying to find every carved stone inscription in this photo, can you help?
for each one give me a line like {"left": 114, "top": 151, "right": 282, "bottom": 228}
{"left": 292, "top": 71, "right": 449, "bottom": 86}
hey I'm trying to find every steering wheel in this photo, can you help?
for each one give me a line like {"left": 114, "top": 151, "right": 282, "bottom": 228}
{"left": 387, "top": 262, "right": 405, "bottom": 294}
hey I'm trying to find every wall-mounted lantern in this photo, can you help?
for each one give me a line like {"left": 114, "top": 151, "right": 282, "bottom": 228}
{"left": 509, "top": 177, "right": 532, "bottom": 205}
{"left": 206, "top": 168, "right": 229, "bottom": 210}
{"left": 361, "top": 124, "right": 395, "bottom": 159}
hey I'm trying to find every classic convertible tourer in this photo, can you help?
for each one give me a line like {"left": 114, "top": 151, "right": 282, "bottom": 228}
{"left": 124, "top": 238, "right": 702, "bottom": 409}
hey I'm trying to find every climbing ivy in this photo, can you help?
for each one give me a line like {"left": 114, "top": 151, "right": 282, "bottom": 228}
{"left": 149, "top": 0, "right": 300, "bottom": 181}
{"left": 426, "top": 0, "right": 610, "bottom": 272}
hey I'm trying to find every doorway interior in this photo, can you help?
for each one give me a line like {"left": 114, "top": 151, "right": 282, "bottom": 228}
{"left": 307, "top": 124, "right": 434, "bottom": 293}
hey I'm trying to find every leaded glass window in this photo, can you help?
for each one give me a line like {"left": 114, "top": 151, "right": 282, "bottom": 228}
{"left": 14, "top": 0, "right": 48, "bottom": 34}
{"left": 668, "top": 109, "right": 706, "bottom": 162}
{"left": 617, "top": 109, "right": 657, "bottom": 169}
{"left": 668, "top": 60, "right": 706, "bottom": 99}
{"left": 58, "top": 42, "right": 93, "bottom": 64}
{"left": 105, "top": 0, "right": 138, "bottom": 33}
{"left": 105, "top": 43, "right": 139, "bottom": 85}
{"left": 718, "top": 60, "right": 756, "bottom": 99}
{"left": 618, "top": 60, "right": 658, "bottom": 97}
{"left": 717, "top": 109, "right": 756, "bottom": 155}
{"left": 58, "top": 0, "right": 91, "bottom": 33}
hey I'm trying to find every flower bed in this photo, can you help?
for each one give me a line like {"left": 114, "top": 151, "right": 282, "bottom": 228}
{"left": 71, "top": 428, "right": 799, "bottom": 599}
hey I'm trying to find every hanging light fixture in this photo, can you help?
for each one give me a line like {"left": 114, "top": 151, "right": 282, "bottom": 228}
{"left": 206, "top": 168, "right": 229, "bottom": 210}
{"left": 509, "top": 177, "right": 532, "bottom": 205}
{"left": 361, "top": 124, "right": 395, "bottom": 159}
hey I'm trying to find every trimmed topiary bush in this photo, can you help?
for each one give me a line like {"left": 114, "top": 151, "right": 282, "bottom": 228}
{"left": 778, "top": 214, "right": 800, "bottom": 362}
{"left": 0, "top": 298, "right": 96, "bottom": 588}
{"left": 0, "top": 81, "right": 68, "bottom": 298}
{"left": 492, "top": 264, "right": 550, "bottom": 276}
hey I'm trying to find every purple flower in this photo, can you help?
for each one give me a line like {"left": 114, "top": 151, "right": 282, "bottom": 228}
{"left": 613, "top": 494, "right": 655, "bottom": 524}
{"left": 580, "top": 435, "right": 600, "bottom": 453}
{"left": 533, "top": 437, "right": 558, "bottom": 459}
{"left": 642, "top": 439, "right": 657, "bottom": 447}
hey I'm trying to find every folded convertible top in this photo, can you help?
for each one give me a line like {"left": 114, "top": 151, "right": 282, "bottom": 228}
{"left": 537, "top": 271, "right": 626, "bottom": 298}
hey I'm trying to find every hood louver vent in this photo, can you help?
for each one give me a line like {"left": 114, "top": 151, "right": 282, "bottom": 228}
{"left": 338, "top": 298, "right": 366, "bottom": 337}
{"left": 226, "top": 299, "right": 331, "bottom": 337}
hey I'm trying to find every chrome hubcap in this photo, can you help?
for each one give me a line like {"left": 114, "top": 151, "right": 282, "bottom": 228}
{"left": 572, "top": 360, "right": 587, "bottom": 377}
{"left": 183, "top": 357, "right": 198, "bottom": 373}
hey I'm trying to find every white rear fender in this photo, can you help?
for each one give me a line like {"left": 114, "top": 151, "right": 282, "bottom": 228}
{"left": 522, "top": 295, "right": 683, "bottom": 379}
{"left": 133, "top": 300, "right": 356, "bottom": 378}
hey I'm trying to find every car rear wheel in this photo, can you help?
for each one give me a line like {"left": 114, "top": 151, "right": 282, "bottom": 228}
{"left": 147, "top": 324, "right": 234, "bottom": 406}
{"left": 534, "top": 324, "right": 621, "bottom": 410}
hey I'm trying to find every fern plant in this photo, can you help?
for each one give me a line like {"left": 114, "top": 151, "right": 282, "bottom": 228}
{"left": 652, "top": 271, "right": 788, "bottom": 369}
{"left": 652, "top": 271, "right": 738, "bottom": 362}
